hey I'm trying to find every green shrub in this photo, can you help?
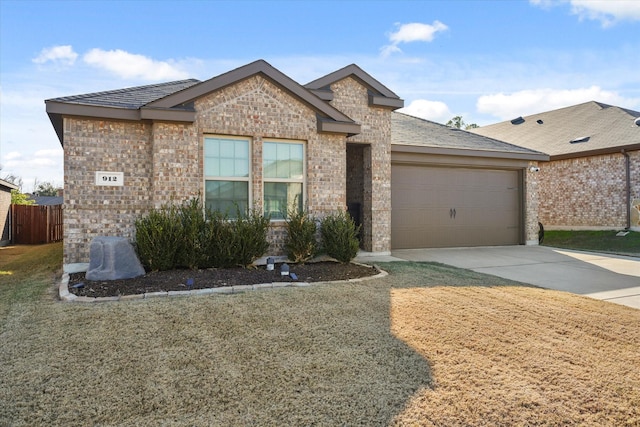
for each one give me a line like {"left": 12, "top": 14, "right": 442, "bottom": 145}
{"left": 175, "top": 198, "right": 209, "bottom": 269}
{"left": 320, "top": 210, "right": 361, "bottom": 263}
{"left": 134, "top": 204, "right": 181, "bottom": 271}
{"left": 284, "top": 206, "right": 318, "bottom": 263}
{"left": 201, "top": 210, "right": 237, "bottom": 268}
{"left": 135, "top": 200, "right": 271, "bottom": 270}
{"left": 231, "top": 208, "right": 271, "bottom": 267}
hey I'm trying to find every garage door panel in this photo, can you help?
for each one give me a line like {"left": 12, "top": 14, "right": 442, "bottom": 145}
{"left": 392, "top": 165, "right": 522, "bottom": 249}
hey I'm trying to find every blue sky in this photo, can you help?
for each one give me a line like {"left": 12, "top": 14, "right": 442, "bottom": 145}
{"left": 1, "top": 0, "right": 639, "bottom": 191}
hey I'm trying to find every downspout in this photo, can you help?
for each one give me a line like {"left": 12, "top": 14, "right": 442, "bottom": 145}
{"left": 622, "top": 149, "right": 631, "bottom": 230}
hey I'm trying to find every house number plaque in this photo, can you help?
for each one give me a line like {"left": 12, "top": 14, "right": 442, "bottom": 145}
{"left": 95, "top": 171, "right": 124, "bottom": 187}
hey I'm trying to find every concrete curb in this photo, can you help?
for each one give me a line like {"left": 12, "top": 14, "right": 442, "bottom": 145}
{"left": 59, "top": 263, "right": 387, "bottom": 303}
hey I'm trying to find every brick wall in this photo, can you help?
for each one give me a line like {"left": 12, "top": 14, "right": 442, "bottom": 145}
{"left": 151, "top": 122, "right": 201, "bottom": 206}
{"left": 63, "top": 75, "right": 353, "bottom": 263}
{"left": 538, "top": 151, "right": 640, "bottom": 229}
{"left": 63, "top": 118, "right": 153, "bottom": 264}
{"left": 630, "top": 150, "right": 640, "bottom": 229}
{"left": 525, "top": 163, "right": 541, "bottom": 244}
{"left": 325, "top": 77, "right": 392, "bottom": 252}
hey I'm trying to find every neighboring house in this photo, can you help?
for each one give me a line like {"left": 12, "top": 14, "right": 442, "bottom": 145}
{"left": 46, "top": 60, "right": 546, "bottom": 266}
{"left": 472, "top": 102, "right": 640, "bottom": 231}
{"left": 27, "top": 194, "right": 64, "bottom": 206}
{"left": 0, "top": 179, "right": 18, "bottom": 246}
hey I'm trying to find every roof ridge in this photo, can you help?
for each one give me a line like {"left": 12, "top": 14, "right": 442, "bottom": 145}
{"left": 305, "top": 64, "right": 402, "bottom": 100}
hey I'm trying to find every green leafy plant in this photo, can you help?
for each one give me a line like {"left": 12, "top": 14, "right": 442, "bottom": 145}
{"left": 134, "top": 204, "right": 181, "bottom": 271}
{"left": 175, "top": 198, "right": 209, "bottom": 269}
{"left": 201, "top": 210, "right": 237, "bottom": 268}
{"left": 320, "top": 210, "right": 361, "bottom": 263}
{"left": 10, "top": 189, "right": 35, "bottom": 205}
{"left": 232, "top": 207, "right": 271, "bottom": 267}
{"left": 135, "top": 200, "right": 271, "bottom": 270}
{"left": 284, "top": 205, "right": 318, "bottom": 263}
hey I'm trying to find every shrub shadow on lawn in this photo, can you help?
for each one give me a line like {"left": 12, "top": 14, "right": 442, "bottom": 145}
{"left": 378, "top": 261, "right": 538, "bottom": 289}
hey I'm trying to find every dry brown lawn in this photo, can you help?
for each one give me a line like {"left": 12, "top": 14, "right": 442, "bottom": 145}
{"left": 390, "top": 285, "right": 640, "bottom": 426}
{"left": 1, "top": 247, "right": 639, "bottom": 426}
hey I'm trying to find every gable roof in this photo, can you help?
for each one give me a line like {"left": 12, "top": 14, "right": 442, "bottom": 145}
{"left": 46, "top": 79, "right": 201, "bottom": 145}
{"left": 46, "top": 60, "right": 361, "bottom": 146}
{"left": 0, "top": 179, "right": 19, "bottom": 192}
{"left": 391, "top": 112, "right": 548, "bottom": 161}
{"left": 305, "top": 64, "right": 404, "bottom": 109}
{"left": 471, "top": 101, "right": 640, "bottom": 160}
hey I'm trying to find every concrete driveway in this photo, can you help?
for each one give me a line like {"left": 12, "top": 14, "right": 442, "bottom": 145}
{"left": 387, "top": 246, "right": 640, "bottom": 309}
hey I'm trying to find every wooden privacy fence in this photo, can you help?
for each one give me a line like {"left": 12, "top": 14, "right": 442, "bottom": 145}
{"left": 12, "top": 204, "right": 63, "bottom": 244}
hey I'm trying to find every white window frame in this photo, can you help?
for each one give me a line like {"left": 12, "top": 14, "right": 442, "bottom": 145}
{"left": 262, "top": 139, "right": 306, "bottom": 221}
{"left": 203, "top": 135, "right": 251, "bottom": 216}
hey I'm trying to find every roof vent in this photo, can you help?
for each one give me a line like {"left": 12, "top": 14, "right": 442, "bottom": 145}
{"left": 635, "top": 117, "right": 640, "bottom": 127}
{"left": 536, "top": 119, "right": 543, "bottom": 124}
{"left": 570, "top": 136, "right": 590, "bottom": 144}
{"left": 510, "top": 116, "right": 525, "bottom": 125}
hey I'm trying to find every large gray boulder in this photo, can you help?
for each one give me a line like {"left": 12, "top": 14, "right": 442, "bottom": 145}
{"left": 86, "top": 236, "right": 145, "bottom": 281}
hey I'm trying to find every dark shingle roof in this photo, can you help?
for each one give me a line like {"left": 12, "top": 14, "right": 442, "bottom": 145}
{"left": 471, "top": 101, "right": 640, "bottom": 158}
{"left": 48, "top": 79, "right": 201, "bottom": 109}
{"left": 28, "top": 195, "right": 63, "bottom": 206}
{"left": 392, "top": 112, "right": 546, "bottom": 156}
{"left": 46, "top": 60, "right": 364, "bottom": 146}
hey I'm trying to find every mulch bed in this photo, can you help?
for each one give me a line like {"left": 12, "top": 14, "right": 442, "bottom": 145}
{"left": 67, "top": 261, "right": 379, "bottom": 298}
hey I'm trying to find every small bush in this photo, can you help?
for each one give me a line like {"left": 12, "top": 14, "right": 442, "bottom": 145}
{"left": 135, "top": 200, "right": 271, "bottom": 270}
{"left": 320, "top": 210, "right": 360, "bottom": 263}
{"left": 232, "top": 208, "right": 271, "bottom": 267}
{"left": 175, "top": 198, "right": 209, "bottom": 269}
{"left": 284, "top": 206, "right": 318, "bottom": 263}
{"left": 202, "top": 210, "right": 237, "bottom": 268}
{"left": 134, "top": 204, "right": 181, "bottom": 271}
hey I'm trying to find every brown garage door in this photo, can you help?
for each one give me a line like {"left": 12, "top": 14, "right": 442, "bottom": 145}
{"left": 392, "top": 164, "right": 522, "bottom": 248}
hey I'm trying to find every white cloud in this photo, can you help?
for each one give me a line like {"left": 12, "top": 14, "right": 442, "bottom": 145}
{"left": 399, "top": 99, "right": 453, "bottom": 123}
{"left": 83, "top": 48, "right": 190, "bottom": 81}
{"left": 4, "top": 151, "right": 22, "bottom": 161}
{"left": 571, "top": 0, "right": 640, "bottom": 26}
{"left": 381, "top": 21, "right": 448, "bottom": 57}
{"left": 476, "top": 86, "right": 630, "bottom": 120}
{"left": 1, "top": 149, "right": 63, "bottom": 192}
{"left": 530, "top": 0, "right": 640, "bottom": 27}
{"left": 390, "top": 21, "right": 449, "bottom": 44}
{"left": 32, "top": 45, "right": 78, "bottom": 65}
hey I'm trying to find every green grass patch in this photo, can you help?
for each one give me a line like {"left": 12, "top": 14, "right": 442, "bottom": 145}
{"left": 542, "top": 230, "right": 640, "bottom": 256}
{"left": 0, "top": 243, "right": 62, "bottom": 318}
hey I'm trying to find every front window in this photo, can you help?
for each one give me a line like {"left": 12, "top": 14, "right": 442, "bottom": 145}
{"left": 204, "top": 136, "right": 250, "bottom": 217}
{"left": 263, "top": 140, "right": 304, "bottom": 219}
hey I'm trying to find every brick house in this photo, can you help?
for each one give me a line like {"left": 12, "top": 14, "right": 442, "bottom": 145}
{"left": 472, "top": 102, "right": 640, "bottom": 231}
{"left": 46, "top": 60, "right": 546, "bottom": 266}
{"left": 0, "top": 178, "right": 18, "bottom": 246}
